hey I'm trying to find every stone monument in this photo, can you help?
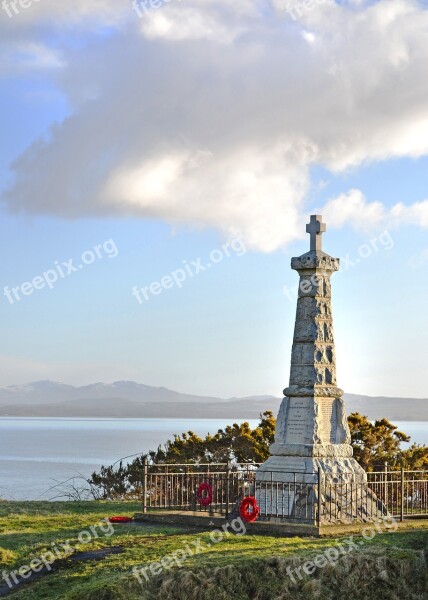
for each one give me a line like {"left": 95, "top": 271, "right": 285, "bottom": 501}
{"left": 256, "top": 215, "right": 383, "bottom": 523}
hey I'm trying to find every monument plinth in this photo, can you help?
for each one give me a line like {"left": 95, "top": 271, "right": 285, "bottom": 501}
{"left": 256, "top": 215, "right": 381, "bottom": 522}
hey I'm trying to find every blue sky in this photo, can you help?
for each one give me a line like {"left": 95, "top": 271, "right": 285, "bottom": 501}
{"left": 0, "top": 0, "right": 427, "bottom": 398}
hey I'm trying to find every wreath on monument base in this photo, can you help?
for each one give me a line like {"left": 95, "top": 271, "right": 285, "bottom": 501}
{"left": 108, "top": 516, "right": 133, "bottom": 523}
{"left": 239, "top": 496, "right": 260, "bottom": 522}
{"left": 196, "top": 482, "right": 213, "bottom": 506}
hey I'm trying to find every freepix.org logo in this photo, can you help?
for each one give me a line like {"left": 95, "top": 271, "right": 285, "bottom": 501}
{"left": 132, "top": 235, "right": 246, "bottom": 304}
{"left": 3, "top": 239, "right": 118, "bottom": 305}
{"left": 2, "top": 0, "right": 42, "bottom": 18}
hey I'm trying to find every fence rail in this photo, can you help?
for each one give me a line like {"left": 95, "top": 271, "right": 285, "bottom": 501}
{"left": 367, "top": 469, "right": 428, "bottom": 520}
{"left": 140, "top": 462, "right": 428, "bottom": 525}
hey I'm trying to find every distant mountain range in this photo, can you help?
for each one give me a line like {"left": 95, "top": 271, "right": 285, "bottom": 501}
{"left": 0, "top": 380, "right": 426, "bottom": 421}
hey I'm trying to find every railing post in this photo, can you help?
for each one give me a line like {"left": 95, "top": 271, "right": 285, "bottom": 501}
{"left": 384, "top": 462, "right": 388, "bottom": 511}
{"left": 142, "top": 457, "right": 148, "bottom": 514}
{"left": 225, "top": 463, "right": 230, "bottom": 519}
{"left": 270, "top": 470, "right": 274, "bottom": 517}
{"left": 317, "top": 467, "right": 322, "bottom": 527}
{"left": 401, "top": 467, "right": 405, "bottom": 522}
{"left": 206, "top": 463, "right": 211, "bottom": 514}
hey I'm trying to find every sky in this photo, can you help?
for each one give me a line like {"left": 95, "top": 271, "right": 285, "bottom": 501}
{"left": 0, "top": 0, "right": 427, "bottom": 399}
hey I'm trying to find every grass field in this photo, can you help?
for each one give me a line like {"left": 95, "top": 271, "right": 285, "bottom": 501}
{"left": 0, "top": 502, "right": 427, "bottom": 599}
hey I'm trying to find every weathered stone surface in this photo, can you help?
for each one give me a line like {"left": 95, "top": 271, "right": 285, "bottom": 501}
{"left": 291, "top": 251, "right": 340, "bottom": 272}
{"left": 256, "top": 216, "right": 384, "bottom": 524}
{"left": 283, "top": 385, "right": 344, "bottom": 397}
{"left": 257, "top": 456, "right": 365, "bottom": 483}
{"left": 256, "top": 456, "right": 384, "bottom": 524}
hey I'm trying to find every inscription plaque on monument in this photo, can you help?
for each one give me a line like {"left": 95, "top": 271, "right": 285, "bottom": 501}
{"left": 319, "top": 398, "right": 338, "bottom": 443}
{"left": 285, "top": 398, "right": 309, "bottom": 444}
{"left": 258, "top": 485, "right": 296, "bottom": 515}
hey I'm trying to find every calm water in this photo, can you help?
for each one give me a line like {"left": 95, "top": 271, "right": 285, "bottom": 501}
{"left": 0, "top": 418, "right": 259, "bottom": 500}
{"left": 0, "top": 418, "right": 426, "bottom": 500}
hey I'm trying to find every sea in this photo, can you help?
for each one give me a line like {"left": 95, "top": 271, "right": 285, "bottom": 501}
{"left": 0, "top": 418, "right": 426, "bottom": 501}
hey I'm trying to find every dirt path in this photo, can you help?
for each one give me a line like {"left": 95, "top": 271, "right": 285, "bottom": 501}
{"left": 0, "top": 546, "right": 124, "bottom": 597}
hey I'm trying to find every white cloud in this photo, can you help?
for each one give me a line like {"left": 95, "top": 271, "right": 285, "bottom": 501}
{"left": 3, "top": 0, "right": 428, "bottom": 250}
{"left": 301, "top": 30, "right": 316, "bottom": 44}
{"left": 391, "top": 199, "right": 428, "bottom": 228}
{"left": 140, "top": 5, "right": 245, "bottom": 43}
{"left": 320, "top": 189, "right": 387, "bottom": 231}
{"left": 105, "top": 143, "right": 309, "bottom": 251}
{"left": 321, "top": 188, "right": 428, "bottom": 232}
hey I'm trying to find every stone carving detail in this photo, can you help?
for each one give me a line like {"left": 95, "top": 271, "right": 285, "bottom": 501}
{"left": 291, "top": 252, "right": 340, "bottom": 272}
{"left": 323, "top": 278, "right": 331, "bottom": 298}
{"left": 323, "top": 322, "right": 334, "bottom": 342}
{"left": 291, "top": 344, "right": 335, "bottom": 366}
{"left": 296, "top": 298, "right": 332, "bottom": 320}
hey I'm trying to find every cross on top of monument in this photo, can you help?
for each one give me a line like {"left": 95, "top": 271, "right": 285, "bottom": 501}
{"left": 306, "top": 215, "right": 326, "bottom": 253}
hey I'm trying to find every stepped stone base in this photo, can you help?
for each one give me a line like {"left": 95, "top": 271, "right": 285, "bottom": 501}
{"left": 256, "top": 456, "right": 386, "bottom": 524}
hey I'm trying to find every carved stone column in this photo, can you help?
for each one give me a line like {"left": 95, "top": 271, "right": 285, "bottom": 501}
{"left": 256, "top": 216, "right": 383, "bottom": 523}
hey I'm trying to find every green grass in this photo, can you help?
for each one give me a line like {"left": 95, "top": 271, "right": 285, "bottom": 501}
{"left": 0, "top": 502, "right": 427, "bottom": 599}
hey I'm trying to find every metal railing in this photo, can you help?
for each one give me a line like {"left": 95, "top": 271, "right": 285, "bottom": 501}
{"left": 255, "top": 473, "right": 317, "bottom": 523}
{"left": 367, "top": 469, "right": 428, "bottom": 521}
{"left": 142, "top": 462, "right": 257, "bottom": 516}
{"left": 140, "top": 462, "right": 428, "bottom": 525}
